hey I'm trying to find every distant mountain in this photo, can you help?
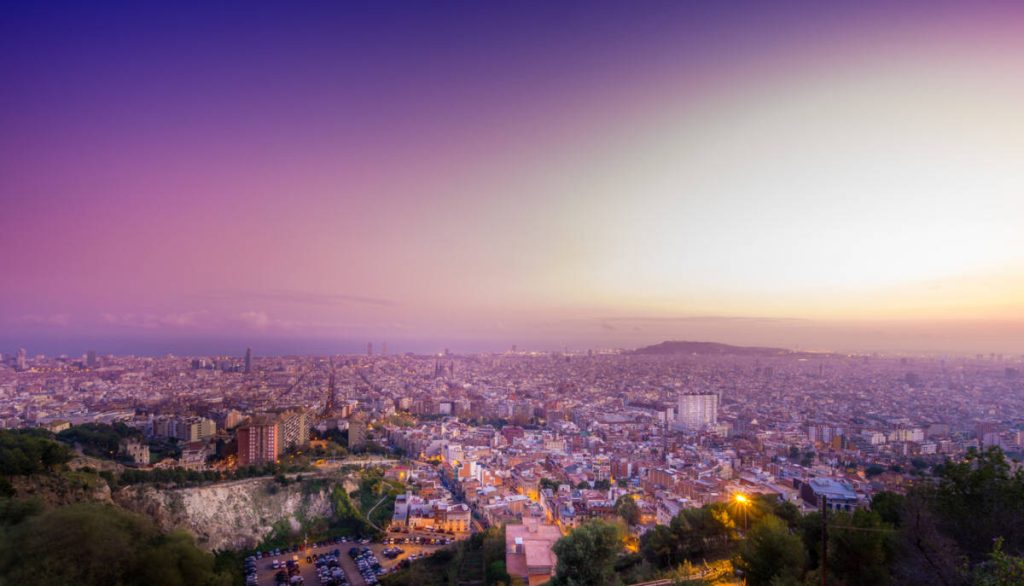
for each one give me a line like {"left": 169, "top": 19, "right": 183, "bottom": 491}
{"left": 632, "top": 340, "right": 793, "bottom": 356}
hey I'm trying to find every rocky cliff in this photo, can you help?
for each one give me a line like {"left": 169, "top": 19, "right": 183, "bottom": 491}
{"left": 114, "top": 477, "right": 336, "bottom": 551}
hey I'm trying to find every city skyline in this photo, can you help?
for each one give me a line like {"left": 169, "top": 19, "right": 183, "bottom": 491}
{"left": 4, "top": 1, "right": 1024, "bottom": 355}
{"left": 4, "top": 5, "right": 1024, "bottom": 585}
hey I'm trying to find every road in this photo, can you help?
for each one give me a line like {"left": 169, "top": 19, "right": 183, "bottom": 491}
{"left": 337, "top": 550, "right": 367, "bottom": 586}
{"left": 364, "top": 494, "right": 389, "bottom": 531}
{"left": 471, "top": 518, "right": 486, "bottom": 533}
{"left": 313, "top": 457, "right": 399, "bottom": 471}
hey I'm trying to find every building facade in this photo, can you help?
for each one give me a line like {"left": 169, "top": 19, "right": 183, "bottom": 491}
{"left": 237, "top": 416, "right": 280, "bottom": 466}
{"left": 677, "top": 393, "right": 719, "bottom": 429}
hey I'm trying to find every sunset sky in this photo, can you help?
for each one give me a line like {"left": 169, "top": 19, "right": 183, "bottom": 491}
{"left": 3, "top": 1, "right": 1024, "bottom": 355}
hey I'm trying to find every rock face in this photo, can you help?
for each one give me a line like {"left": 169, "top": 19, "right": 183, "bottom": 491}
{"left": 115, "top": 477, "right": 335, "bottom": 551}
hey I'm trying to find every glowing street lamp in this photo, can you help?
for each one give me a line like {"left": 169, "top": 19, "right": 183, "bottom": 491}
{"left": 734, "top": 493, "right": 750, "bottom": 531}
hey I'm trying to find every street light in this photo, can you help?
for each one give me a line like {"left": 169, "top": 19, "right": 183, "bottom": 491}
{"left": 734, "top": 493, "right": 750, "bottom": 532}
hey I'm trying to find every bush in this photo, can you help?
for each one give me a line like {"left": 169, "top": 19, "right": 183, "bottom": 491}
{"left": 0, "top": 429, "right": 73, "bottom": 476}
{"left": 0, "top": 502, "right": 234, "bottom": 584}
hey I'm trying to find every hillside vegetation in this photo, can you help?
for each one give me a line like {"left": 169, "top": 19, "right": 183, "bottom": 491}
{"left": 0, "top": 429, "right": 239, "bottom": 584}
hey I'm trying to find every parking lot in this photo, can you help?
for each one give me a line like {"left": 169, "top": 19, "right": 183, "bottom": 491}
{"left": 245, "top": 535, "right": 457, "bottom": 586}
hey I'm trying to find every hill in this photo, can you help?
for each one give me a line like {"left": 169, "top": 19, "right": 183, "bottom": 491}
{"left": 633, "top": 340, "right": 794, "bottom": 356}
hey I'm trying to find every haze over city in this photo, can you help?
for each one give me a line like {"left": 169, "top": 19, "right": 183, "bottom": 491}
{"left": 6, "top": 4, "right": 1024, "bottom": 586}
{"left": 4, "top": 1, "right": 1024, "bottom": 355}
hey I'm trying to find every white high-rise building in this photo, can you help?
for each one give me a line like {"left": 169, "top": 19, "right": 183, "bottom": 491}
{"left": 677, "top": 393, "right": 718, "bottom": 429}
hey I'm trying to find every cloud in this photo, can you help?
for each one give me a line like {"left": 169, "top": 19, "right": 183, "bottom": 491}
{"left": 101, "top": 311, "right": 206, "bottom": 329}
{"left": 601, "top": 315, "right": 810, "bottom": 324}
{"left": 195, "top": 289, "right": 397, "bottom": 308}
{"left": 234, "top": 311, "right": 272, "bottom": 329}
{"left": 229, "top": 311, "right": 322, "bottom": 331}
{"left": 15, "top": 313, "right": 71, "bottom": 327}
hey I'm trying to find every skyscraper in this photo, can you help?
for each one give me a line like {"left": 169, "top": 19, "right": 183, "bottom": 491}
{"left": 367, "top": 342, "right": 374, "bottom": 356}
{"left": 15, "top": 348, "right": 27, "bottom": 372}
{"left": 86, "top": 350, "right": 97, "bottom": 368}
{"left": 677, "top": 393, "right": 719, "bottom": 429}
{"left": 244, "top": 347, "right": 252, "bottom": 373}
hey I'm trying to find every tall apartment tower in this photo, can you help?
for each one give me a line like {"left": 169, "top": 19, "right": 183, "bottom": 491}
{"left": 677, "top": 392, "right": 719, "bottom": 429}
{"left": 15, "top": 348, "right": 27, "bottom": 372}
{"left": 176, "top": 417, "right": 217, "bottom": 443}
{"left": 236, "top": 416, "right": 280, "bottom": 466}
{"left": 348, "top": 415, "right": 367, "bottom": 450}
{"left": 367, "top": 342, "right": 374, "bottom": 356}
{"left": 244, "top": 347, "right": 252, "bottom": 373}
{"left": 86, "top": 350, "right": 98, "bottom": 368}
{"left": 224, "top": 409, "right": 245, "bottom": 430}
{"left": 276, "top": 409, "right": 309, "bottom": 451}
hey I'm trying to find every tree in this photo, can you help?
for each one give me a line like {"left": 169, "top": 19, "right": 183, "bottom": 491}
{"left": 672, "top": 505, "right": 734, "bottom": 559}
{"left": 0, "top": 502, "right": 234, "bottom": 584}
{"left": 616, "top": 494, "right": 641, "bottom": 526}
{"left": 928, "top": 447, "right": 1024, "bottom": 562}
{"left": 892, "top": 496, "right": 967, "bottom": 586}
{"left": 551, "top": 519, "right": 623, "bottom": 586}
{"left": 752, "top": 494, "right": 800, "bottom": 529}
{"left": 57, "top": 422, "right": 141, "bottom": 460}
{"left": 540, "top": 478, "right": 561, "bottom": 492}
{"left": 639, "top": 504, "right": 734, "bottom": 570}
{"left": 486, "top": 560, "right": 511, "bottom": 584}
{"left": 974, "top": 538, "right": 1024, "bottom": 586}
{"left": 870, "top": 492, "right": 904, "bottom": 527}
{"left": 735, "top": 514, "right": 806, "bottom": 586}
{"left": 0, "top": 429, "right": 73, "bottom": 476}
{"left": 799, "top": 511, "right": 824, "bottom": 570}
{"left": 640, "top": 523, "right": 681, "bottom": 568}
{"left": 133, "top": 529, "right": 235, "bottom": 585}
{"left": 827, "top": 509, "right": 895, "bottom": 586}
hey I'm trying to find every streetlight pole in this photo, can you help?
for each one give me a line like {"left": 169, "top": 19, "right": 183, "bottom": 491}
{"left": 734, "top": 493, "right": 749, "bottom": 532}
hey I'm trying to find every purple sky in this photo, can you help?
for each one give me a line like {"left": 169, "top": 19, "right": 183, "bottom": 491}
{"left": 3, "top": 1, "right": 1024, "bottom": 356}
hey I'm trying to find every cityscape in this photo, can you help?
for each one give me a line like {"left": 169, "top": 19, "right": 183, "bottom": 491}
{"left": 2, "top": 342, "right": 1022, "bottom": 584}
{"left": 3, "top": 2, "right": 1024, "bottom": 586}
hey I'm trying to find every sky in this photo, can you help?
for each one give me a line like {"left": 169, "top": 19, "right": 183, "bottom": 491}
{"left": 2, "top": 1, "right": 1024, "bottom": 356}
